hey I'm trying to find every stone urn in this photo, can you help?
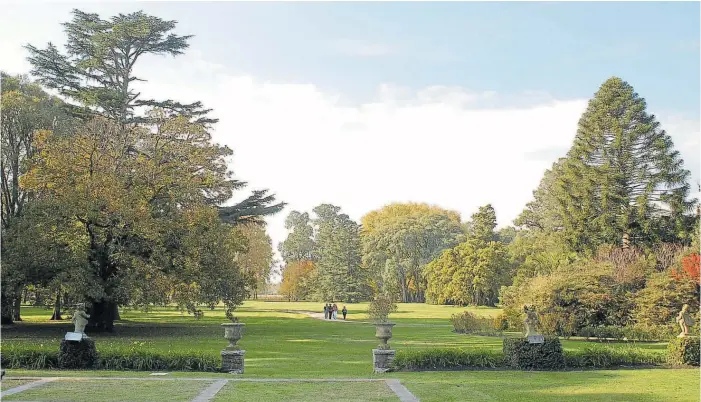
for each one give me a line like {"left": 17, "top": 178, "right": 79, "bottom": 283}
{"left": 222, "top": 322, "right": 245, "bottom": 350}
{"left": 374, "top": 322, "right": 395, "bottom": 350}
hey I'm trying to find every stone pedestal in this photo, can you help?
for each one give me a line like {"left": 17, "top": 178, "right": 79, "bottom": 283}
{"left": 221, "top": 350, "right": 245, "bottom": 374}
{"left": 372, "top": 349, "right": 395, "bottom": 373}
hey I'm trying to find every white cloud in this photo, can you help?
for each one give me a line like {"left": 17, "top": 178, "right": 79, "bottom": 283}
{"left": 4, "top": 35, "right": 698, "bottom": 283}
{"left": 134, "top": 53, "right": 699, "bottom": 272}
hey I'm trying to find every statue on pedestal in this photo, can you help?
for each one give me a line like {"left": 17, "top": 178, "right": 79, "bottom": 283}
{"left": 523, "top": 305, "right": 540, "bottom": 337}
{"left": 676, "top": 304, "right": 693, "bottom": 338}
{"left": 72, "top": 303, "right": 90, "bottom": 335}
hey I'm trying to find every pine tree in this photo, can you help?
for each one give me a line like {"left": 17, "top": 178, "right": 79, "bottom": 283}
{"left": 557, "top": 77, "right": 694, "bottom": 252}
{"left": 25, "top": 9, "right": 210, "bottom": 125}
{"left": 25, "top": 9, "right": 285, "bottom": 224}
{"left": 312, "top": 204, "right": 367, "bottom": 302}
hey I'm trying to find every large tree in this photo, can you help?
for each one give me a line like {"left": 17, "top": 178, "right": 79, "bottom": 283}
{"left": 515, "top": 158, "right": 566, "bottom": 232}
{"left": 236, "top": 223, "right": 275, "bottom": 299}
{"left": 20, "top": 116, "right": 248, "bottom": 331}
{"left": 556, "top": 77, "right": 694, "bottom": 252}
{"left": 278, "top": 211, "right": 316, "bottom": 264}
{"left": 25, "top": 9, "right": 284, "bottom": 225}
{"left": 0, "top": 73, "right": 75, "bottom": 323}
{"left": 424, "top": 204, "right": 510, "bottom": 306}
{"left": 312, "top": 204, "right": 368, "bottom": 302}
{"left": 361, "top": 203, "right": 464, "bottom": 302}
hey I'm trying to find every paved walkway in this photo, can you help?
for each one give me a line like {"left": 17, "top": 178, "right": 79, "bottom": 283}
{"left": 294, "top": 310, "right": 451, "bottom": 328}
{"left": 2, "top": 376, "right": 420, "bottom": 402}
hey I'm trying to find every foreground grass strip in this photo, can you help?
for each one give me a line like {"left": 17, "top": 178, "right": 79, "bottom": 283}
{"left": 1, "top": 380, "right": 34, "bottom": 391}
{"left": 2, "top": 379, "right": 210, "bottom": 402}
{"left": 385, "top": 379, "right": 419, "bottom": 402}
{"left": 399, "top": 369, "right": 700, "bottom": 402}
{"left": 1, "top": 378, "right": 57, "bottom": 397}
{"left": 212, "top": 381, "right": 400, "bottom": 402}
{"left": 192, "top": 379, "right": 229, "bottom": 402}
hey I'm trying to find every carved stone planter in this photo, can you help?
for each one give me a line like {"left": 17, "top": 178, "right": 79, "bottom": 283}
{"left": 374, "top": 322, "right": 395, "bottom": 350}
{"left": 221, "top": 322, "right": 245, "bottom": 373}
{"left": 222, "top": 322, "right": 245, "bottom": 350}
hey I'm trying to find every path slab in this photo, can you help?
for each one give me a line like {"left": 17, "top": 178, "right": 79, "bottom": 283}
{"left": 1, "top": 377, "right": 57, "bottom": 397}
{"left": 192, "top": 379, "right": 228, "bottom": 402}
{"left": 385, "top": 379, "right": 420, "bottom": 402}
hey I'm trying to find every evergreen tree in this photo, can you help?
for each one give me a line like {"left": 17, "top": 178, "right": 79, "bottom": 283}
{"left": 25, "top": 9, "right": 284, "bottom": 226}
{"left": 312, "top": 204, "right": 367, "bottom": 302}
{"left": 424, "top": 204, "right": 510, "bottom": 306}
{"left": 515, "top": 158, "right": 566, "bottom": 232}
{"left": 557, "top": 77, "right": 694, "bottom": 252}
{"left": 278, "top": 211, "right": 316, "bottom": 264}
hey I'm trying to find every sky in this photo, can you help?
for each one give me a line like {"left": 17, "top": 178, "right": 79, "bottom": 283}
{"left": 1, "top": 2, "right": 699, "bottom": 280}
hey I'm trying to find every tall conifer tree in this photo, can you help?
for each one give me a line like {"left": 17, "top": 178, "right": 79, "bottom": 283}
{"left": 557, "top": 77, "right": 693, "bottom": 251}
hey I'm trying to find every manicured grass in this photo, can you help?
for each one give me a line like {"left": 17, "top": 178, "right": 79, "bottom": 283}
{"left": 398, "top": 369, "right": 700, "bottom": 402}
{"left": 3, "top": 301, "right": 696, "bottom": 402}
{"left": 3, "top": 302, "right": 669, "bottom": 377}
{"left": 2, "top": 379, "right": 210, "bottom": 402}
{"left": 212, "top": 381, "right": 398, "bottom": 402}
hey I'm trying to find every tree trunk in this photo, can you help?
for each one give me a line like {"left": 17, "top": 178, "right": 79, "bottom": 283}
{"left": 88, "top": 299, "right": 117, "bottom": 332}
{"left": 50, "top": 290, "right": 62, "bottom": 320}
{"left": 1, "top": 293, "right": 14, "bottom": 325}
{"left": 113, "top": 302, "right": 121, "bottom": 321}
{"left": 12, "top": 294, "right": 22, "bottom": 321}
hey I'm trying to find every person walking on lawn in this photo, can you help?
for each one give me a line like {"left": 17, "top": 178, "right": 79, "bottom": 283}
{"left": 323, "top": 304, "right": 329, "bottom": 319}
{"left": 332, "top": 303, "right": 338, "bottom": 320}
{"left": 342, "top": 305, "right": 347, "bottom": 320}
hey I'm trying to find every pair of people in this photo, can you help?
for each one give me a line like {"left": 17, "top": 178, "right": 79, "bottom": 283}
{"left": 323, "top": 303, "right": 348, "bottom": 320}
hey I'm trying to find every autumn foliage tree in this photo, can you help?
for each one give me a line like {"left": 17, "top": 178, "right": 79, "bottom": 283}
{"left": 20, "top": 116, "right": 249, "bottom": 331}
{"left": 280, "top": 260, "right": 316, "bottom": 301}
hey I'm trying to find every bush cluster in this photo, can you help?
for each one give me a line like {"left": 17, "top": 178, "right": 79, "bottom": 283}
{"left": 576, "top": 324, "right": 677, "bottom": 342}
{"left": 565, "top": 345, "right": 664, "bottom": 368}
{"left": 391, "top": 349, "right": 504, "bottom": 371}
{"left": 1, "top": 343, "right": 219, "bottom": 372}
{"left": 58, "top": 339, "right": 98, "bottom": 369}
{"left": 450, "top": 311, "right": 502, "bottom": 336}
{"left": 503, "top": 337, "right": 565, "bottom": 370}
{"left": 391, "top": 343, "right": 664, "bottom": 371}
{"left": 666, "top": 337, "right": 700, "bottom": 366}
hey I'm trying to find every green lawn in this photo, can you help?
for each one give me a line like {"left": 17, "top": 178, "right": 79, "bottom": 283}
{"left": 2, "top": 302, "right": 698, "bottom": 401}
{"left": 2, "top": 379, "right": 208, "bottom": 402}
{"left": 213, "top": 381, "right": 398, "bottom": 402}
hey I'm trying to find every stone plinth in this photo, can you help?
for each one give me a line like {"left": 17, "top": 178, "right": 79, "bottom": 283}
{"left": 221, "top": 349, "right": 245, "bottom": 374}
{"left": 372, "top": 349, "right": 395, "bottom": 373}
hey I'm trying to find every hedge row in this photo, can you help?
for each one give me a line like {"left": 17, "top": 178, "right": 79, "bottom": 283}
{"left": 392, "top": 342, "right": 674, "bottom": 371}
{"left": 1, "top": 344, "right": 219, "bottom": 372}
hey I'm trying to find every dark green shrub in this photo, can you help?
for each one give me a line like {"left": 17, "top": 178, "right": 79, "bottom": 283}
{"left": 451, "top": 311, "right": 501, "bottom": 336}
{"left": 1, "top": 343, "right": 219, "bottom": 372}
{"left": 58, "top": 339, "right": 98, "bottom": 369}
{"left": 391, "top": 348, "right": 505, "bottom": 371}
{"left": 667, "top": 337, "right": 700, "bottom": 366}
{"left": 564, "top": 345, "right": 664, "bottom": 368}
{"left": 503, "top": 337, "right": 565, "bottom": 370}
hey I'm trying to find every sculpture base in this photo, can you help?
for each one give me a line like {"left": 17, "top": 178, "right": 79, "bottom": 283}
{"left": 221, "top": 349, "right": 245, "bottom": 374}
{"left": 65, "top": 332, "right": 88, "bottom": 342}
{"left": 59, "top": 338, "right": 97, "bottom": 369}
{"left": 372, "top": 349, "right": 395, "bottom": 373}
